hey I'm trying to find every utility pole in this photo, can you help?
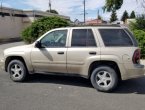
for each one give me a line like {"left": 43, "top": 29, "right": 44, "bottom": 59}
{"left": 1, "top": 0, "right": 3, "bottom": 11}
{"left": 49, "top": 0, "right": 52, "bottom": 12}
{"left": 83, "top": 0, "right": 86, "bottom": 24}
{"left": 1, "top": 0, "right": 3, "bottom": 16}
{"left": 97, "top": 9, "right": 100, "bottom": 19}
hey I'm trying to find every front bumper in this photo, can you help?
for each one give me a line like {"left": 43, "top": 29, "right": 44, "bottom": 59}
{"left": 122, "top": 64, "right": 145, "bottom": 80}
{"left": 0, "top": 58, "right": 5, "bottom": 71}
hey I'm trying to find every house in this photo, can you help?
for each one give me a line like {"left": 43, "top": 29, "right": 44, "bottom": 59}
{"left": 126, "top": 19, "right": 136, "bottom": 25}
{"left": 111, "top": 20, "right": 124, "bottom": 24}
{"left": 0, "top": 7, "right": 70, "bottom": 41}
{"left": 86, "top": 19, "right": 103, "bottom": 25}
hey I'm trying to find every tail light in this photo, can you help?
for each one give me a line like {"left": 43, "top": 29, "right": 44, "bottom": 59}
{"left": 132, "top": 49, "right": 141, "bottom": 64}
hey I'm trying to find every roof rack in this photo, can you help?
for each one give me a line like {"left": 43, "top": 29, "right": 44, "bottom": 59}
{"left": 63, "top": 24, "right": 128, "bottom": 29}
{"left": 69, "top": 24, "right": 122, "bottom": 27}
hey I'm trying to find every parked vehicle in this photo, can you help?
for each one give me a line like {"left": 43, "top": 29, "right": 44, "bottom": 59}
{"left": 0, "top": 25, "right": 144, "bottom": 92}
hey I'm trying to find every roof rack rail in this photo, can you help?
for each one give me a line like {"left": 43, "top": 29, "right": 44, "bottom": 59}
{"left": 70, "top": 24, "right": 121, "bottom": 27}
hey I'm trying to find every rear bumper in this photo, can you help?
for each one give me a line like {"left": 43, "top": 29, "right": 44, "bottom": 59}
{"left": 122, "top": 64, "right": 144, "bottom": 80}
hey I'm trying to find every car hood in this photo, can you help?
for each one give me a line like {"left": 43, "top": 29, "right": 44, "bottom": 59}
{"left": 4, "top": 44, "right": 32, "bottom": 54}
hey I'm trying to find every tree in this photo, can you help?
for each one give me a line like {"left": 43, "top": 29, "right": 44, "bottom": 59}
{"left": 104, "top": 0, "right": 144, "bottom": 12}
{"left": 46, "top": 9, "right": 59, "bottom": 14}
{"left": 22, "top": 16, "right": 70, "bottom": 43}
{"left": 130, "top": 11, "right": 136, "bottom": 18}
{"left": 129, "top": 16, "right": 145, "bottom": 58}
{"left": 110, "top": 10, "right": 118, "bottom": 22}
{"left": 129, "top": 16, "right": 145, "bottom": 31}
{"left": 121, "top": 10, "right": 129, "bottom": 22}
{"left": 104, "top": 0, "right": 123, "bottom": 12}
{"left": 133, "top": 30, "right": 145, "bottom": 59}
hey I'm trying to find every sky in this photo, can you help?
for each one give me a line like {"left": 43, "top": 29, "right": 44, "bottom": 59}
{"left": 1, "top": 0, "right": 145, "bottom": 21}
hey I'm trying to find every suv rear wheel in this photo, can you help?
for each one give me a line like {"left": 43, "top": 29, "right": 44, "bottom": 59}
{"left": 91, "top": 66, "right": 118, "bottom": 92}
{"left": 8, "top": 60, "right": 27, "bottom": 82}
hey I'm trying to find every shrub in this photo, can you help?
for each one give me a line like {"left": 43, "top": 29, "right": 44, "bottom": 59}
{"left": 129, "top": 16, "right": 145, "bottom": 31}
{"left": 21, "top": 16, "right": 70, "bottom": 43}
{"left": 129, "top": 16, "right": 145, "bottom": 59}
{"left": 133, "top": 30, "right": 145, "bottom": 59}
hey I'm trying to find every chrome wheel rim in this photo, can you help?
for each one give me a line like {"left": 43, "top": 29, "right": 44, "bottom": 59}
{"left": 96, "top": 71, "right": 112, "bottom": 88}
{"left": 10, "top": 64, "right": 23, "bottom": 79}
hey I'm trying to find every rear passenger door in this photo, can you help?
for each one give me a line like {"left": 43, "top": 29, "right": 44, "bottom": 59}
{"left": 67, "top": 28, "right": 101, "bottom": 75}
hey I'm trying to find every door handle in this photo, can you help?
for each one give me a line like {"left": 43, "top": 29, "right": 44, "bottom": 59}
{"left": 89, "top": 51, "right": 97, "bottom": 55}
{"left": 57, "top": 52, "right": 64, "bottom": 55}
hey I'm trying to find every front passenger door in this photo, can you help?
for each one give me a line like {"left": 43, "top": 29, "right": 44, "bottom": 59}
{"left": 31, "top": 29, "right": 68, "bottom": 73}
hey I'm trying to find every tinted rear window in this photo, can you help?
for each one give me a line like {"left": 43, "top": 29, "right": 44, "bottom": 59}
{"left": 71, "top": 29, "right": 96, "bottom": 47}
{"left": 99, "top": 29, "right": 133, "bottom": 46}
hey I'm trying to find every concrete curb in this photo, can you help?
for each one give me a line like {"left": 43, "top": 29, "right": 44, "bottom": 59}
{"left": 0, "top": 38, "right": 22, "bottom": 45}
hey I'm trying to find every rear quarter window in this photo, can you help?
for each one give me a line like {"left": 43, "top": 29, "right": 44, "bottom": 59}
{"left": 99, "top": 29, "right": 134, "bottom": 47}
{"left": 124, "top": 28, "right": 138, "bottom": 47}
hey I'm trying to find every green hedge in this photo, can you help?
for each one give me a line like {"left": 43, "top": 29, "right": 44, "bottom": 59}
{"left": 129, "top": 16, "right": 145, "bottom": 31}
{"left": 129, "top": 16, "right": 145, "bottom": 59}
{"left": 21, "top": 16, "right": 70, "bottom": 43}
{"left": 133, "top": 30, "right": 145, "bottom": 59}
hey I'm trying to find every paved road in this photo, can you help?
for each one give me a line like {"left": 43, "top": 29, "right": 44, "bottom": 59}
{"left": 0, "top": 42, "right": 145, "bottom": 110}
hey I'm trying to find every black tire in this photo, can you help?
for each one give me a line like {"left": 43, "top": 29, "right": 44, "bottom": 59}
{"left": 8, "top": 60, "right": 28, "bottom": 82}
{"left": 91, "top": 66, "right": 118, "bottom": 92}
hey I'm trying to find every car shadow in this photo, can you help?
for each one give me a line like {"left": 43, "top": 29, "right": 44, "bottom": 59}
{"left": 114, "top": 77, "right": 145, "bottom": 94}
{"left": 27, "top": 74, "right": 92, "bottom": 88}
{"left": 26, "top": 74, "right": 145, "bottom": 94}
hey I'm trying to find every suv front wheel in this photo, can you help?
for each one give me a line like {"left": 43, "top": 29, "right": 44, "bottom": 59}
{"left": 91, "top": 66, "right": 118, "bottom": 92}
{"left": 8, "top": 60, "right": 28, "bottom": 82}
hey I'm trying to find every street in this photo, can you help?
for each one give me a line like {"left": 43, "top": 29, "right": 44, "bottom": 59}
{"left": 0, "top": 42, "right": 145, "bottom": 110}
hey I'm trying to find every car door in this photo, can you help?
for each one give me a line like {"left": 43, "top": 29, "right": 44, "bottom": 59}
{"left": 67, "top": 28, "right": 101, "bottom": 75}
{"left": 31, "top": 29, "right": 68, "bottom": 73}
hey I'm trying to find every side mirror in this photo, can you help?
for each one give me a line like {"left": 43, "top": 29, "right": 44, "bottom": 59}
{"left": 35, "top": 41, "right": 41, "bottom": 48}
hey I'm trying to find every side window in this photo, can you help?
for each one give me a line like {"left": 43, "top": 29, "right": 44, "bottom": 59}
{"left": 99, "top": 29, "right": 133, "bottom": 46}
{"left": 71, "top": 29, "right": 96, "bottom": 47}
{"left": 41, "top": 30, "right": 67, "bottom": 48}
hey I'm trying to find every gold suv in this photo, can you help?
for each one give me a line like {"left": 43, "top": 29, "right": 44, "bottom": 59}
{"left": 0, "top": 25, "right": 144, "bottom": 92}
